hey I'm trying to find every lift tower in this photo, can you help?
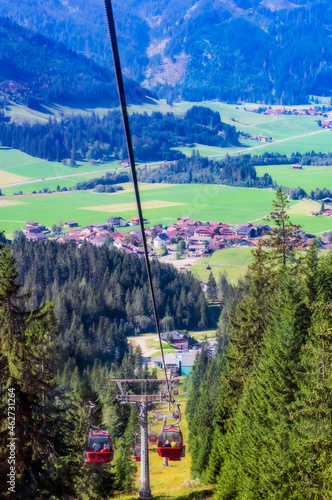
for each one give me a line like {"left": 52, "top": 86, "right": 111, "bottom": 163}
{"left": 113, "top": 379, "right": 172, "bottom": 499}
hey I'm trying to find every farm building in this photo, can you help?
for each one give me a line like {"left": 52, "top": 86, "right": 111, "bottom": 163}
{"left": 120, "top": 159, "right": 130, "bottom": 167}
{"left": 64, "top": 221, "right": 78, "bottom": 228}
{"left": 107, "top": 216, "right": 127, "bottom": 227}
{"left": 161, "top": 331, "right": 191, "bottom": 349}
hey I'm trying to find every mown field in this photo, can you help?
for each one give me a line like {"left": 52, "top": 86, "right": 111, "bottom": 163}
{"left": 0, "top": 183, "right": 277, "bottom": 236}
{"left": 191, "top": 247, "right": 255, "bottom": 283}
{"left": 3, "top": 181, "right": 332, "bottom": 237}
{"left": 0, "top": 148, "right": 123, "bottom": 192}
{"left": 255, "top": 164, "right": 332, "bottom": 192}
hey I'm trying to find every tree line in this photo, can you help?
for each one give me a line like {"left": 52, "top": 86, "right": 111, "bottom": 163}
{"left": 138, "top": 152, "right": 275, "bottom": 188}
{"left": 12, "top": 239, "right": 209, "bottom": 367}
{"left": 0, "top": 238, "right": 158, "bottom": 498}
{"left": 186, "top": 189, "right": 332, "bottom": 498}
{"left": 0, "top": 106, "right": 238, "bottom": 163}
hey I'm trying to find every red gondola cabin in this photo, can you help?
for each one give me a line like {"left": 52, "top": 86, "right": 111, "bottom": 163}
{"left": 84, "top": 429, "right": 113, "bottom": 464}
{"left": 173, "top": 388, "right": 179, "bottom": 396}
{"left": 148, "top": 431, "right": 157, "bottom": 443}
{"left": 157, "top": 426, "right": 183, "bottom": 461}
{"left": 133, "top": 446, "right": 141, "bottom": 462}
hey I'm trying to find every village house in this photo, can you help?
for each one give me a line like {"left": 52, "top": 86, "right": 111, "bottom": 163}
{"left": 194, "top": 225, "right": 220, "bottom": 238}
{"left": 25, "top": 232, "right": 47, "bottom": 241}
{"left": 64, "top": 221, "right": 78, "bottom": 228}
{"left": 91, "top": 223, "right": 108, "bottom": 230}
{"left": 107, "top": 216, "right": 127, "bottom": 227}
{"left": 120, "top": 159, "right": 130, "bottom": 167}
{"left": 187, "top": 235, "right": 212, "bottom": 246}
{"left": 188, "top": 244, "right": 207, "bottom": 256}
{"left": 161, "top": 330, "right": 191, "bottom": 349}
{"left": 177, "top": 216, "right": 191, "bottom": 224}
{"left": 208, "top": 241, "right": 228, "bottom": 251}
{"left": 153, "top": 233, "right": 170, "bottom": 248}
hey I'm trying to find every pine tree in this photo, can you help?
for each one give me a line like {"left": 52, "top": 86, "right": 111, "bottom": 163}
{"left": 264, "top": 187, "right": 301, "bottom": 267}
{"left": 207, "top": 272, "right": 218, "bottom": 302}
{"left": 0, "top": 245, "right": 58, "bottom": 496}
{"left": 217, "top": 273, "right": 306, "bottom": 499}
{"left": 291, "top": 253, "right": 332, "bottom": 498}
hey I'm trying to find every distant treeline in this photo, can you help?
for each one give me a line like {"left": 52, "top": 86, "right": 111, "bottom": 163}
{"left": 0, "top": 106, "right": 238, "bottom": 163}
{"left": 138, "top": 153, "right": 275, "bottom": 188}
{"left": 13, "top": 239, "right": 209, "bottom": 366}
{"left": 73, "top": 172, "right": 130, "bottom": 192}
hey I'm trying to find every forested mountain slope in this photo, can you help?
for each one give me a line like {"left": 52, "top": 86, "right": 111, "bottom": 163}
{"left": 3, "top": 0, "right": 332, "bottom": 104}
{"left": 12, "top": 240, "right": 209, "bottom": 366}
{"left": 0, "top": 17, "right": 150, "bottom": 107}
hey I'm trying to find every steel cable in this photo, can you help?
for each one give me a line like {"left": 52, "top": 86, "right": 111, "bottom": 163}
{"left": 103, "top": 0, "right": 173, "bottom": 403}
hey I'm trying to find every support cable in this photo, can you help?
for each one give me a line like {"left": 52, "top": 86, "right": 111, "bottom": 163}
{"left": 103, "top": 0, "right": 172, "bottom": 403}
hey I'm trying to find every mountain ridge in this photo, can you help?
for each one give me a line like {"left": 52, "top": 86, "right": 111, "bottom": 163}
{"left": 1, "top": 0, "right": 332, "bottom": 104}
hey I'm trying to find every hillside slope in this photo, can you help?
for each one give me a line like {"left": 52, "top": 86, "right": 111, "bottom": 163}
{"left": 0, "top": 16, "right": 151, "bottom": 108}
{"left": 2, "top": 0, "right": 332, "bottom": 104}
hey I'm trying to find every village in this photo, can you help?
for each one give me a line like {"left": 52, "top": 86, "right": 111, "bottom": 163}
{"left": 20, "top": 208, "right": 332, "bottom": 262}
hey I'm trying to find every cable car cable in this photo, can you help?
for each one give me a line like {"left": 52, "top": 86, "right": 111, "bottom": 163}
{"left": 103, "top": 0, "right": 172, "bottom": 402}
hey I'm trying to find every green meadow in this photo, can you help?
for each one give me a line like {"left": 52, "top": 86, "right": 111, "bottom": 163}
{"left": 255, "top": 164, "right": 332, "bottom": 192}
{"left": 0, "top": 148, "right": 122, "bottom": 185}
{"left": 191, "top": 247, "right": 255, "bottom": 283}
{"left": 0, "top": 184, "right": 276, "bottom": 237}
{"left": 3, "top": 181, "right": 332, "bottom": 237}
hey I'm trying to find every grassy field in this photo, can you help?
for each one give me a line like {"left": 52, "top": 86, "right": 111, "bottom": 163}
{"left": 255, "top": 164, "right": 332, "bottom": 192}
{"left": 114, "top": 378, "right": 214, "bottom": 500}
{"left": 0, "top": 183, "right": 277, "bottom": 236}
{"left": 3, "top": 181, "right": 332, "bottom": 237}
{"left": 191, "top": 247, "right": 255, "bottom": 283}
{"left": 0, "top": 148, "right": 122, "bottom": 187}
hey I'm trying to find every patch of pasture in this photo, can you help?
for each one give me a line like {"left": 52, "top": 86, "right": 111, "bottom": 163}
{"left": 255, "top": 164, "right": 332, "bottom": 192}
{"left": 190, "top": 247, "right": 255, "bottom": 283}
{"left": 0, "top": 148, "right": 122, "bottom": 183}
{"left": 288, "top": 201, "right": 321, "bottom": 215}
{"left": 0, "top": 184, "right": 277, "bottom": 237}
{"left": 81, "top": 200, "right": 186, "bottom": 213}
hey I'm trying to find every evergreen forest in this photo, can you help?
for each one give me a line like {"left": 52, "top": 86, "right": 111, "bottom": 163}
{"left": 186, "top": 189, "right": 332, "bottom": 498}
{"left": 0, "top": 106, "right": 238, "bottom": 163}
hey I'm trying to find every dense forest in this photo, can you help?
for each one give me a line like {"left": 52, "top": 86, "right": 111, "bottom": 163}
{"left": 186, "top": 189, "right": 332, "bottom": 497}
{"left": 138, "top": 153, "right": 275, "bottom": 188}
{"left": 12, "top": 239, "right": 208, "bottom": 366}
{"left": 0, "top": 17, "right": 150, "bottom": 107}
{"left": 0, "top": 240, "right": 157, "bottom": 499}
{"left": 0, "top": 106, "right": 238, "bottom": 163}
{"left": 3, "top": 0, "right": 332, "bottom": 104}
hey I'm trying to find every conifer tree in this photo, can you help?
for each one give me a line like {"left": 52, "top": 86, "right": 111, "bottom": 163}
{"left": 264, "top": 187, "right": 301, "bottom": 267}
{"left": 217, "top": 273, "right": 306, "bottom": 499}
{"left": 291, "top": 253, "right": 332, "bottom": 498}
{"left": 207, "top": 272, "right": 218, "bottom": 302}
